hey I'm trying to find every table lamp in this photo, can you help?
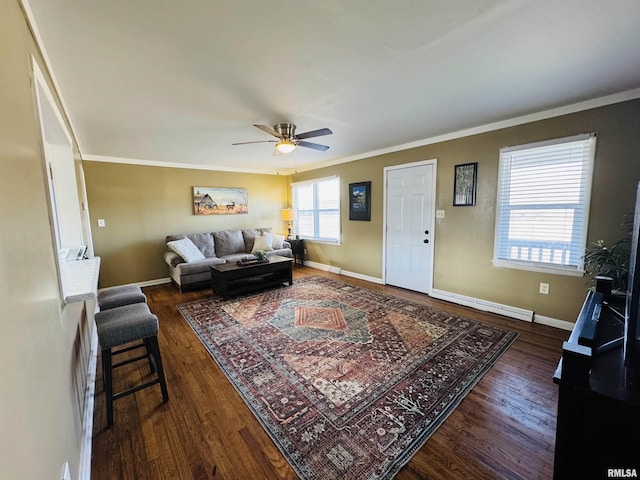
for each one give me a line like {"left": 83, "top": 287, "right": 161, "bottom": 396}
{"left": 281, "top": 208, "right": 294, "bottom": 238}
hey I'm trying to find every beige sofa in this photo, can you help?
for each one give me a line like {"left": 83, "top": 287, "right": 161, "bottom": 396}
{"left": 164, "top": 227, "right": 292, "bottom": 292}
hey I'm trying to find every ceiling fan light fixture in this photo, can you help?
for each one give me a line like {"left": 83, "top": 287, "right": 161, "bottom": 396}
{"left": 276, "top": 140, "right": 296, "bottom": 153}
{"left": 233, "top": 124, "right": 331, "bottom": 152}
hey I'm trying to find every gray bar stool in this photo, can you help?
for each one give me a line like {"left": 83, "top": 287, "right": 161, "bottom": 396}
{"left": 98, "top": 284, "right": 146, "bottom": 310}
{"left": 95, "top": 302, "right": 169, "bottom": 427}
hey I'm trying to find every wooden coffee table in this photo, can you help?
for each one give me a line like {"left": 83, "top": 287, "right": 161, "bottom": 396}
{"left": 209, "top": 255, "right": 293, "bottom": 298}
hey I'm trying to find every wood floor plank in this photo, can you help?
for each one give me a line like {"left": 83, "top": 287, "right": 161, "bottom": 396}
{"left": 91, "top": 267, "right": 569, "bottom": 479}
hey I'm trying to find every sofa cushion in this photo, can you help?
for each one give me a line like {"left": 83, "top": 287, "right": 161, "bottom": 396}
{"left": 219, "top": 253, "right": 252, "bottom": 263}
{"left": 251, "top": 235, "right": 273, "bottom": 253}
{"left": 165, "top": 233, "right": 187, "bottom": 243}
{"left": 167, "top": 237, "right": 206, "bottom": 263}
{"left": 271, "top": 233, "right": 285, "bottom": 249}
{"left": 185, "top": 233, "right": 215, "bottom": 258}
{"left": 241, "top": 228, "right": 261, "bottom": 252}
{"left": 174, "top": 256, "right": 226, "bottom": 275}
{"left": 214, "top": 229, "right": 246, "bottom": 257}
{"left": 166, "top": 232, "right": 215, "bottom": 258}
{"left": 242, "top": 227, "right": 274, "bottom": 252}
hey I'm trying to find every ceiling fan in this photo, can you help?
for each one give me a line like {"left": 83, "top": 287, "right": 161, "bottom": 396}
{"left": 232, "top": 123, "right": 332, "bottom": 154}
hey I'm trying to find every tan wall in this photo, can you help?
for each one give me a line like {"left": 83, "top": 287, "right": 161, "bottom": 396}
{"left": 290, "top": 160, "right": 386, "bottom": 275}
{"left": 1, "top": 1, "right": 89, "bottom": 478}
{"left": 83, "top": 101, "right": 640, "bottom": 323}
{"left": 83, "top": 162, "right": 290, "bottom": 287}
{"left": 291, "top": 100, "right": 640, "bottom": 323}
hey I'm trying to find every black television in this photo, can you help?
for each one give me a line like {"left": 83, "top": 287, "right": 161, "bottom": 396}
{"left": 624, "top": 181, "right": 640, "bottom": 369}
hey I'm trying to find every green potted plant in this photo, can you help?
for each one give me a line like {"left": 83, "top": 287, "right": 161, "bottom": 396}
{"left": 254, "top": 250, "right": 268, "bottom": 262}
{"left": 583, "top": 215, "right": 633, "bottom": 293}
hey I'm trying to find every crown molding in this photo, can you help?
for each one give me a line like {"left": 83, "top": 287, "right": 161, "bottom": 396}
{"left": 82, "top": 154, "right": 282, "bottom": 176}
{"left": 294, "top": 87, "right": 640, "bottom": 174}
{"left": 85, "top": 88, "right": 640, "bottom": 176}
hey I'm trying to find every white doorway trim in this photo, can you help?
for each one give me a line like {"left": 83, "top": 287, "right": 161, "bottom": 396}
{"left": 382, "top": 159, "right": 437, "bottom": 293}
{"left": 32, "top": 58, "right": 74, "bottom": 294}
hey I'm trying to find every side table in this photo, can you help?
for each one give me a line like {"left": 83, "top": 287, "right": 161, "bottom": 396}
{"left": 288, "top": 238, "right": 305, "bottom": 265}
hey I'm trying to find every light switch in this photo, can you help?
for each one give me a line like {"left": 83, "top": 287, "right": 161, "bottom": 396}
{"left": 436, "top": 210, "right": 445, "bottom": 219}
{"left": 97, "top": 219, "right": 106, "bottom": 227}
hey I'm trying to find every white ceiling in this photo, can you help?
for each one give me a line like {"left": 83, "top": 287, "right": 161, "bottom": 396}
{"left": 24, "top": 0, "right": 640, "bottom": 174}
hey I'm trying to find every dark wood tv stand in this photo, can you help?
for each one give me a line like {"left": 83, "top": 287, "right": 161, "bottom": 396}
{"left": 553, "top": 293, "right": 640, "bottom": 479}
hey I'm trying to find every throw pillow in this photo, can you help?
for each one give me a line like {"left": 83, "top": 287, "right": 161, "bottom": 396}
{"left": 271, "top": 233, "right": 285, "bottom": 249}
{"left": 241, "top": 228, "right": 262, "bottom": 253}
{"left": 261, "top": 233, "right": 273, "bottom": 247}
{"left": 214, "top": 229, "right": 245, "bottom": 256}
{"left": 251, "top": 235, "right": 274, "bottom": 253}
{"left": 167, "top": 237, "right": 206, "bottom": 263}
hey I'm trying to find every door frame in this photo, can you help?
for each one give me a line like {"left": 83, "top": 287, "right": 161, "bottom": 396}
{"left": 382, "top": 158, "right": 438, "bottom": 293}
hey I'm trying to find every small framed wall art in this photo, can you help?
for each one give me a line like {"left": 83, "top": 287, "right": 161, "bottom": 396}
{"left": 349, "top": 181, "right": 371, "bottom": 221}
{"left": 453, "top": 162, "right": 477, "bottom": 206}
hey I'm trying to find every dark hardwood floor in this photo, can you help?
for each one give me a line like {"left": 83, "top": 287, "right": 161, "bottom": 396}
{"left": 91, "top": 267, "right": 569, "bottom": 479}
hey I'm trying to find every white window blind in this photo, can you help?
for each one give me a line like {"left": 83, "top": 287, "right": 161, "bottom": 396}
{"left": 292, "top": 176, "right": 340, "bottom": 243}
{"left": 493, "top": 133, "right": 597, "bottom": 275}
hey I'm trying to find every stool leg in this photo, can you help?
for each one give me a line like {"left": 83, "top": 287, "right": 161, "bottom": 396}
{"left": 102, "top": 348, "right": 115, "bottom": 427}
{"left": 147, "top": 336, "right": 169, "bottom": 403}
{"left": 100, "top": 349, "right": 107, "bottom": 392}
{"left": 143, "top": 338, "right": 156, "bottom": 373}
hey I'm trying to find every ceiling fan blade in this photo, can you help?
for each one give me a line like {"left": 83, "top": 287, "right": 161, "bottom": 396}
{"left": 295, "top": 127, "right": 333, "bottom": 139}
{"left": 297, "top": 140, "right": 330, "bottom": 151}
{"left": 253, "top": 124, "right": 282, "bottom": 138}
{"left": 232, "top": 140, "right": 277, "bottom": 145}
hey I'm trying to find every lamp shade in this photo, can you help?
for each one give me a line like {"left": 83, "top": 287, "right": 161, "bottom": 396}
{"left": 280, "top": 208, "right": 294, "bottom": 221}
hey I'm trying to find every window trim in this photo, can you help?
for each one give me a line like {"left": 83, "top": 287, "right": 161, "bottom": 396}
{"left": 291, "top": 175, "right": 341, "bottom": 244}
{"left": 492, "top": 133, "right": 597, "bottom": 276}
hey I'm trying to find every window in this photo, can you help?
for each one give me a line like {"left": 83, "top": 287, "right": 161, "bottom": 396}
{"left": 292, "top": 176, "right": 340, "bottom": 243}
{"left": 493, "top": 133, "right": 597, "bottom": 275}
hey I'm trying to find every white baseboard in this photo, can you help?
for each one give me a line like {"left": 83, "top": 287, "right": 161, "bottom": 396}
{"left": 135, "top": 277, "right": 172, "bottom": 287}
{"left": 304, "top": 260, "right": 342, "bottom": 274}
{"left": 301, "top": 263, "right": 574, "bottom": 330}
{"left": 533, "top": 314, "right": 574, "bottom": 331}
{"left": 339, "top": 269, "right": 384, "bottom": 285}
{"left": 98, "top": 278, "right": 171, "bottom": 292}
{"left": 430, "top": 288, "right": 534, "bottom": 323}
{"left": 303, "top": 261, "right": 384, "bottom": 284}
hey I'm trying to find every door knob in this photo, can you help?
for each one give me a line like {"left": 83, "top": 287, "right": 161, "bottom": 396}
{"left": 424, "top": 230, "right": 429, "bottom": 235}
{"left": 423, "top": 239, "right": 429, "bottom": 243}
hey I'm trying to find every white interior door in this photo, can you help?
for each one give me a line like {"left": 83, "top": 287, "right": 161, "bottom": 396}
{"left": 384, "top": 161, "right": 436, "bottom": 293}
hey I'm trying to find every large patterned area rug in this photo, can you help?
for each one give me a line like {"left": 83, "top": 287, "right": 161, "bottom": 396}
{"left": 178, "top": 276, "right": 517, "bottom": 479}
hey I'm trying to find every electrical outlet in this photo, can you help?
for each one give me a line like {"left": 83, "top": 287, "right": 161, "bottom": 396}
{"left": 539, "top": 282, "right": 549, "bottom": 295}
{"left": 436, "top": 210, "right": 445, "bottom": 219}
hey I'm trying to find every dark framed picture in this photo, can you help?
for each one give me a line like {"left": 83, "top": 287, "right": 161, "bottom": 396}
{"left": 349, "top": 181, "right": 371, "bottom": 221}
{"left": 453, "top": 162, "right": 477, "bottom": 206}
